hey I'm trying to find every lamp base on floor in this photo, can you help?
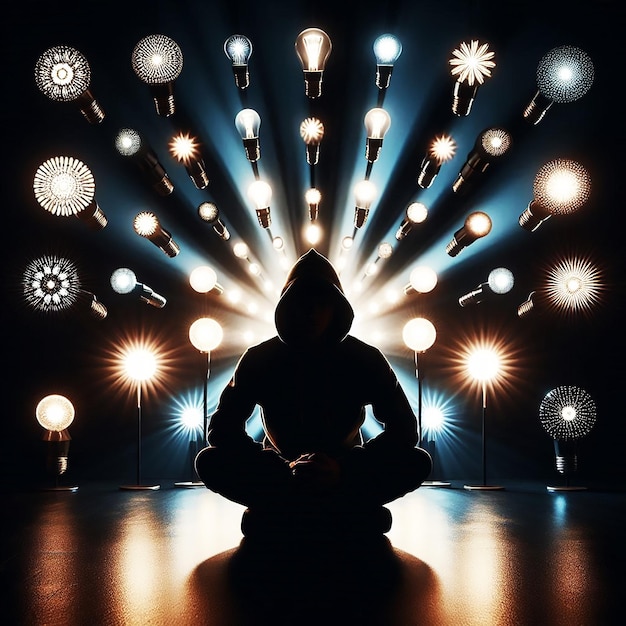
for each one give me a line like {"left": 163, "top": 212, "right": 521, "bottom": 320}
{"left": 464, "top": 484, "right": 505, "bottom": 491}
{"left": 119, "top": 484, "right": 160, "bottom": 491}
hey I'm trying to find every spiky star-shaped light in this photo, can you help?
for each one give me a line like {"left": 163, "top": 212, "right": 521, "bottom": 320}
{"left": 449, "top": 40, "right": 496, "bottom": 86}
{"left": 23, "top": 255, "right": 80, "bottom": 313}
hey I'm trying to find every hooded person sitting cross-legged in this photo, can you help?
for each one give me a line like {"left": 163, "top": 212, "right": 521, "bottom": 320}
{"left": 194, "top": 248, "right": 432, "bottom": 540}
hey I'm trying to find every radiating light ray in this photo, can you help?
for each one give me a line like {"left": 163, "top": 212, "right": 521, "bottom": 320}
{"left": 23, "top": 254, "right": 81, "bottom": 313}
{"left": 449, "top": 40, "right": 495, "bottom": 85}
{"left": 544, "top": 255, "right": 604, "bottom": 316}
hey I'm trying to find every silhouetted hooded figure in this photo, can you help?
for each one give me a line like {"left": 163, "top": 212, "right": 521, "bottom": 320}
{"left": 195, "top": 249, "right": 432, "bottom": 538}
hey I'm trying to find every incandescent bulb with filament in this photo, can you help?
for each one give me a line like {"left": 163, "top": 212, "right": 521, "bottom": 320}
{"left": 518, "top": 158, "right": 591, "bottom": 232}
{"left": 224, "top": 34, "right": 253, "bottom": 89}
{"left": 373, "top": 34, "right": 402, "bottom": 89}
{"left": 295, "top": 27, "right": 332, "bottom": 98}
{"left": 449, "top": 40, "right": 496, "bottom": 116}
{"left": 446, "top": 211, "right": 492, "bottom": 256}
{"left": 235, "top": 109, "right": 261, "bottom": 162}
{"left": 131, "top": 34, "right": 183, "bottom": 117}
{"left": 33, "top": 156, "right": 108, "bottom": 229}
{"left": 524, "top": 45, "right": 594, "bottom": 125}
{"left": 353, "top": 179, "right": 377, "bottom": 228}
{"left": 36, "top": 394, "right": 75, "bottom": 477}
{"left": 247, "top": 180, "right": 272, "bottom": 228}
{"left": 34, "top": 45, "right": 105, "bottom": 124}
{"left": 364, "top": 108, "right": 391, "bottom": 163}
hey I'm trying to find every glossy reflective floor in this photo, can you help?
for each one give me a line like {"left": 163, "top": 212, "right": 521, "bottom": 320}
{"left": 3, "top": 480, "right": 624, "bottom": 626}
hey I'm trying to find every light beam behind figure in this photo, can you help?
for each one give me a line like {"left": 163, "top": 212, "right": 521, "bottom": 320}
{"left": 523, "top": 45, "right": 594, "bottom": 125}
{"left": 197, "top": 201, "right": 230, "bottom": 240}
{"left": 459, "top": 267, "right": 514, "bottom": 307}
{"left": 110, "top": 267, "right": 166, "bottom": 308}
{"left": 300, "top": 117, "right": 325, "bottom": 165}
{"left": 223, "top": 34, "right": 253, "bottom": 89}
{"left": 295, "top": 27, "right": 332, "bottom": 98}
{"left": 353, "top": 179, "right": 377, "bottom": 229}
{"left": 364, "top": 108, "right": 391, "bottom": 163}
{"left": 373, "top": 34, "right": 402, "bottom": 89}
{"left": 449, "top": 39, "right": 496, "bottom": 116}
{"left": 169, "top": 132, "right": 209, "bottom": 189}
{"left": 518, "top": 159, "right": 591, "bottom": 232}
{"left": 247, "top": 180, "right": 273, "bottom": 228}
{"left": 133, "top": 211, "right": 180, "bottom": 257}
{"left": 420, "top": 405, "right": 451, "bottom": 487}
{"left": 446, "top": 211, "right": 492, "bottom": 256}
{"left": 452, "top": 127, "right": 512, "bottom": 193}
{"left": 33, "top": 156, "right": 108, "bottom": 230}
{"left": 463, "top": 347, "right": 504, "bottom": 491}
{"left": 235, "top": 109, "right": 262, "bottom": 162}
{"left": 34, "top": 45, "right": 105, "bottom": 124}
{"left": 396, "top": 202, "right": 428, "bottom": 240}
{"left": 417, "top": 135, "right": 457, "bottom": 189}
{"left": 539, "top": 385, "right": 596, "bottom": 491}
{"left": 114, "top": 128, "right": 173, "bottom": 196}
{"left": 119, "top": 346, "right": 160, "bottom": 491}
{"left": 131, "top": 34, "right": 183, "bottom": 117}
{"left": 36, "top": 394, "right": 78, "bottom": 492}
{"left": 402, "top": 317, "right": 437, "bottom": 440}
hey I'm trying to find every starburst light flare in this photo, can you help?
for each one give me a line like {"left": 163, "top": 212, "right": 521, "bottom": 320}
{"left": 449, "top": 40, "right": 496, "bottom": 116}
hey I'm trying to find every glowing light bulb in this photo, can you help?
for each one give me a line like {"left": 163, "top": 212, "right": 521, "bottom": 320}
{"left": 34, "top": 45, "right": 105, "bottom": 124}
{"left": 402, "top": 317, "right": 437, "bottom": 353}
{"left": 189, "top": 266, "right": 224, "bottom": 295}
{"left": 446, "top": 211, "right": 492, "bottom": 256}
{"left": 404, "top": 266, "right": 438, "bottom": 295}
{"left": 295, "top": 27, "right": 332, "bottom": 98}
{"left": 305, "top": 222, "right": 322, "bottom": 245}
{"left": 519, "top": 159, "right": 591, "bottom": 232}
{"left": 235, "top": 108, "right": 261, "bottom": 162}
{"left": 524, "top": 45, "right": 594, "bottom": 125}
{"left": 418, "top": 134, "right": 457, "bottom": 189}
{"left": 233, "top": 242, "right": 249, "bottom": 259}
{"left": 364, "top": 107, "right": 391, "bottom": 163}
{"left": 545, "top": 256, "right": 603, "bottom": 315}
{"left": 305, "top": 187, "right": 322, "bottom": 221}
{"left": 458, "top": 267, "right": 514, "bottom": 306}
{"left": 169, "top": 132, "right": 209, "bottom": 189}
{"left": 539, "top": 385, "right": 596, "bottom": 481}
{"left": 110, "top": 267, "right": 167, "bottom": 308}
{"left": 23, "top": 255, "right": 80, "bottom": 313}
{"left": 36, "top": 394, "right": 75, "bottom": 478}
{"left": 453, "top": 127, "right": 512, "bottom": 193}
{"left": 133, "top": 211, "right": 180, "bottom": 257}
{"left": 449, "top": 39, "right": 496, "bottom": 116}
{"left": 114, "top": 127, "right": 173, "bottom": 196}
{"left": 396, "top": 202, "right": 428, "bottom": 240}
{"left": 131, "top": 34, "right": 183, "bottom": 117}
{"left": 353, "top": 179, "right": 377, "bottom": 228}
{"left": 300, "top": 117, "right": 325, "bottom": 165}
{"left": 197, "top": 201, "right": 230, "bottom": 240}
{"left": 247, "top": 180, "right": 272, "bottom": 228}
{"left": 373, "top": 34, "right": 402, "bottom": 89}
{"left": 189, "top": 318, "right": 223, "bottom": 353}
{"left": 33, "top": 156, "right": 108, "bottom": 229}
{"left": 224, "top": 34, "right": 253, "bottom": 89}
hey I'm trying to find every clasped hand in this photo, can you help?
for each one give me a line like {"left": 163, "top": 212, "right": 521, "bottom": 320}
{"left": 289, "top": 452, "right": 341, "bottom": 492}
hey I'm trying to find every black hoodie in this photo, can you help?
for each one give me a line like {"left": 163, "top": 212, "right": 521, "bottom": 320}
{"left": 207, "top": 248, "right": 419, "bottom": 464}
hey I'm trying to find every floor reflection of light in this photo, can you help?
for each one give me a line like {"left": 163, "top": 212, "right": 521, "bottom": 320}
{"left": 30, "top": 500, "right": 80, "bottom": 625}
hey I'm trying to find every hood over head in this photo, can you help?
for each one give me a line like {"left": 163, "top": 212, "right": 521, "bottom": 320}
{"left": 274, "top": 248, "right": 354, "bottom": 346}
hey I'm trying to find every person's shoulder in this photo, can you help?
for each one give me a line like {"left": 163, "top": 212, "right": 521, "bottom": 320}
{"left": 342, "top": 335, "right": 385, "bottom": 357}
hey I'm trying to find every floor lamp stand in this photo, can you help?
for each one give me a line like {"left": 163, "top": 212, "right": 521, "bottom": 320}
{"left": 120, "top": 382, "right": 160, "bottom": 491}
{"left": 464, "top": 382, "right": 504, "bottom": 491}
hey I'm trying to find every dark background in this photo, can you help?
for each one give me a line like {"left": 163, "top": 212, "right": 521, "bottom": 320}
{"left": 4, "top": 0, "right": 624, "bottom": 489}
